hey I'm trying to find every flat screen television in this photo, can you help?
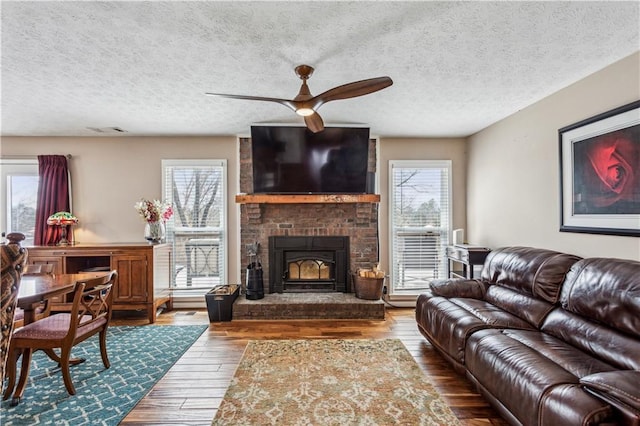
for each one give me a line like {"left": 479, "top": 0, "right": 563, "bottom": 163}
{"left": 251, "top": 125, "right": 371, "bottom": 194}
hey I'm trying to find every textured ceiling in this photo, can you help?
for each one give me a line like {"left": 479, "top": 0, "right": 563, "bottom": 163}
{"left": 1, "top": 1, "right": 639, "bottom": 138}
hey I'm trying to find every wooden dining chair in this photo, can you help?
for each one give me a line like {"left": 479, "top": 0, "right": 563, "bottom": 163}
{"left": 13, "top": 263, "right": 56, "bottom": 328}
{"left": 3, "top": 270, "right": 117, "bottom": 405}
{"left": 0, "top": 233, "right": 28, "bottom": 388}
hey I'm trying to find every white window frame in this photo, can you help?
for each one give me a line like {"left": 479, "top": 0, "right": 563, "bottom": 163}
{"left": 1, "top": 158, "right": 39, "bottom": 244}
{"left": 388, "top": 160, "right": 452, "bottom": 297}
{"left": 162, "top": 159, "right": 228, "bottom": 295}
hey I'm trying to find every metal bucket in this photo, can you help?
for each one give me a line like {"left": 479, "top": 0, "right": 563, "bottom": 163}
{"left": 352, "top": 274, "right": 384, "bottom": 300}
{"left": 246, "top": 262, "right": 264, "bottom": 300}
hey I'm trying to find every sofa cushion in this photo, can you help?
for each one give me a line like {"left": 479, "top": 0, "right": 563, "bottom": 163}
{"left": 466, "top": 329, "right": 612, "bottom": 426}
{"left": 416, "top": 296, "right": 534, "bottom": 366}
{"left": 481, "top": 246, "right": 581, "bottom": 303}
{"left": 541, "top": 308, "right": 640, "bottom": 370}
{"left": 430, "top": 278, "right": 487, "bottom": 299}
{"left": 484, "top": 285, "right": 556, "bottom": 328}
{"left": 581, "top": 370, "right": 640, "bottom": 412}
{"left": 559, "top": 257, "right": 640, "bottom": 339}
{"left": 539, "top": 384, "right": 613, "bottom": 426}
{"left": 500, "top": 329, "right": 616, "bottom": 378}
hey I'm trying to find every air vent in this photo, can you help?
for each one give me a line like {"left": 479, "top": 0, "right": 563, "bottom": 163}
{"left": 87, "top": 127, "right": 128, "bottom": 134}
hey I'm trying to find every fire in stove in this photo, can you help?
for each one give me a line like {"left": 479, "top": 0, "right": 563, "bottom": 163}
{"left": 269, "top": 236, "right": 349, "bottom": 294}
{"left": 284, "top": 253, "right": 336, "bottom": 292}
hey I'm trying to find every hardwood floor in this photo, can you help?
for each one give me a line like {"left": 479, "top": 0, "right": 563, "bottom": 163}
{"left": 114, "top": 308, "right": 508, "bottom": 425}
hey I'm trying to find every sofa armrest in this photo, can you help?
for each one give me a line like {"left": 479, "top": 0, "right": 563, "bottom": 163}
{"left": 429, "top": 278, "right": 487, "bottom": 299}
{"left": 580, "top": 370, "right": 640, "bottom": 412}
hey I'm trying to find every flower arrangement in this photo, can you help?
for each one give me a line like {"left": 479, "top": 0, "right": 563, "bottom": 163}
{"left": 134, "top": 199, "right": 174, "bottom": 223}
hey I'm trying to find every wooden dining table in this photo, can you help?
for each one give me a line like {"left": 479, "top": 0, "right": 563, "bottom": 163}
{"left": 5, "top": 271, "right": 112, "bottom": 405}
{"left": 17, "top": 272, "right": 111, "bottom": 325}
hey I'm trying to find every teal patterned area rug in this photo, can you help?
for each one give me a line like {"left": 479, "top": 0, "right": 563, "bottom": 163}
{"left": 1, "top": 325, "right": 207, "bottom": 426}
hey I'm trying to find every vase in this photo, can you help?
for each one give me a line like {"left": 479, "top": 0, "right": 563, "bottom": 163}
{"left": 144, "top": 221, "right": 165, "bottom": 244}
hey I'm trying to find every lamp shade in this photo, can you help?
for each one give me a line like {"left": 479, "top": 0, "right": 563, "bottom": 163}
{"left": 46, "top": 211, "right": 78, "bottom": 226}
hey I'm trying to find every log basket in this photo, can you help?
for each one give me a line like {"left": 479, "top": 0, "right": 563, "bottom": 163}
{"left": 352, "top": 274, "right": 385, "bottom": 300}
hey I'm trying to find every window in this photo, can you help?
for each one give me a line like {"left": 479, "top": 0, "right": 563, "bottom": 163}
{"left": 1, "top": 159, "right": 39, "bottom": 245}
{"left": 389, "top": 160, "right": 451, "bottom": 296}
{"left": 162, "top": 160, "right": 227, "bottom": 294}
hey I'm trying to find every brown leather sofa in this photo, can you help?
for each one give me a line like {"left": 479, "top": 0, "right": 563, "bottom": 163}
{"left": 416, "top": 246, "right": 640, "bottom": 425}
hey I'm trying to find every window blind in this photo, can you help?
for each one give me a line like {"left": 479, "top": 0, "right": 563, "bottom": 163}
{"left": 389, "top": 160, "right": 451, "bottom": 294}
{"left": 162, "top": 159, "right": 227, "bottom": 290}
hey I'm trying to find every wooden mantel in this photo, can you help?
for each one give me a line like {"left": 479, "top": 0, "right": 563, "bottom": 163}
{"left": 235, "top": 194, "right": 380, "bottom": 204}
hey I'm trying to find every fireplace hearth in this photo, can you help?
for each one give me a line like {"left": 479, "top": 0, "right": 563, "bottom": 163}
{"left": 269, "top": 236, "right": 349, "bottom": 293}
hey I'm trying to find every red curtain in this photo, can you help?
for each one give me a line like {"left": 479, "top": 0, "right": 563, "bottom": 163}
{"left": 34, "top": 155, "right": 71, "bottom": 246}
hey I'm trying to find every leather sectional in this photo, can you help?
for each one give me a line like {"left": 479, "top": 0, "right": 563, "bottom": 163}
{"left": 416, "top": 246, "right": 640, "bottom": 425}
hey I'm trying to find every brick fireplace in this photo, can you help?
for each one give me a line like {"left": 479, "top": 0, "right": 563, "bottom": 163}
{"left": 238, "top": 137, "right": 379, "bottom": 294}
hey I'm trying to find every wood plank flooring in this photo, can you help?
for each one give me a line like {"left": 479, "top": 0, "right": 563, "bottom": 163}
{"left": 113, "top": 308, "right": 508, "bottom": 425}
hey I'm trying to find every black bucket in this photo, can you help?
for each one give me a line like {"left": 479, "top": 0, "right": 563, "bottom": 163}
{"left": 246, "top": 262, "right": 264, "bottom": 300}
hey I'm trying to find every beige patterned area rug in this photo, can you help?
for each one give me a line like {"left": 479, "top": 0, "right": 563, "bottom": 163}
{"left": 212, "top": 339, "right": 461, "bottom": 425}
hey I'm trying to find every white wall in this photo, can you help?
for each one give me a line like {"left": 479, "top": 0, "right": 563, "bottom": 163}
{"left": 0, "top": 136, "right": 242, "bottom": 283}
{"left": 378, "top": 137, "right": 467, "bottom": 276}
{"left": 467, "top": 52, "right": 640, "bottom": 260}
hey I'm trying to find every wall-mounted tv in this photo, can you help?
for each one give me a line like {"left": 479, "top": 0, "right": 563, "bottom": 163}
{"left": 251, "top": 125, "right": 371, "bottom": 194}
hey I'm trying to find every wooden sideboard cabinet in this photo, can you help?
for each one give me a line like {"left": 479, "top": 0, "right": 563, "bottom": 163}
{"left": 25, "top": 243, "right": 173, "bottom": 323}
{"left": 446, "top": 244, "right": 491, "bottom": 279}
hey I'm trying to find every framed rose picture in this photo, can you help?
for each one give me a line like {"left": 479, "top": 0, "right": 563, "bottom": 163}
{"left": 559, "top": 100, "right": 640, "bottom": 236}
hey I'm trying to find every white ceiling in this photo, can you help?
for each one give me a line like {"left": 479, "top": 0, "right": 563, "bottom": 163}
{"left": 1, "top": 1, "right": 638, "bottom": 138}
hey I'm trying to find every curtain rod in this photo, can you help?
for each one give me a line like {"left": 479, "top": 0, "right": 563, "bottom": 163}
{"left": 0, "top": 154, "right": 72, "bottom": 160}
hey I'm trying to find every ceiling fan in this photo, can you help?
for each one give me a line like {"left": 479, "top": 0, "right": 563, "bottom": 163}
{"left": 206, "top": 65, "right": 393, "bottom": 133}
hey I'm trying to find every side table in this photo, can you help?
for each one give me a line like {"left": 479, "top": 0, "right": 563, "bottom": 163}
{"left": 446, "top": 244, "right": 491, "bottom": 279}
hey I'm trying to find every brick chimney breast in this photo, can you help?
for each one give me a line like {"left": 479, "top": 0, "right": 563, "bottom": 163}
{"left": 238, "top": 137, "right": 379, "bottom": 293}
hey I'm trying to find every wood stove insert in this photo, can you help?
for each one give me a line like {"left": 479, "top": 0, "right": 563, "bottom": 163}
{"left": 269, "top": 236, "right": 349, "bottom": 293}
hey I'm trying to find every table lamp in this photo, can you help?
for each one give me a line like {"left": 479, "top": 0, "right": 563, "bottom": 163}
{"left": 46, "top": 211, "right": 78, "bottom": 246}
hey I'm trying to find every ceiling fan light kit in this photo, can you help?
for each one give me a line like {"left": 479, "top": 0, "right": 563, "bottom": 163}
{"left": 206, "top": 64, "right": 393, "bottom": 133}
{"left": 295, "top": 108, "right": 315, "bottom": 117}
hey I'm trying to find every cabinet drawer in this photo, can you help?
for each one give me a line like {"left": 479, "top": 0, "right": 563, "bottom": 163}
{"left": 446, "top": 247, "right": 467, "bottom": 262}
{"left": 26, "top": 256, "right": 64, "bottom": 274}
{"left": 50, "top": 249, "right": 131, "bottom": 256}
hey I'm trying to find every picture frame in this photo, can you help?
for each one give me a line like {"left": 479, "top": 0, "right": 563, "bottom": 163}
{"left": 559, "top": 100, "right": 640, "bottom": 237}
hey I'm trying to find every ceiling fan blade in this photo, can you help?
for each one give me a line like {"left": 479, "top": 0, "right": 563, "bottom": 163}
{"left": 304, "top": 113, "right": 324, "bottom": 133}
{"left": 310, "top": 77, "right": 393, "bottom": 110}
{"left": 205, "top": 93, "right": 296, "bottom": 112}
{"left": 206, "top": 67, "right": 392, "bottom": 131}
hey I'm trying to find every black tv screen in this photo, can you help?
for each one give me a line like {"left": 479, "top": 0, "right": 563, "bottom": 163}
{"left": 251, "top": 126, "right": 371, "bottom": 194}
